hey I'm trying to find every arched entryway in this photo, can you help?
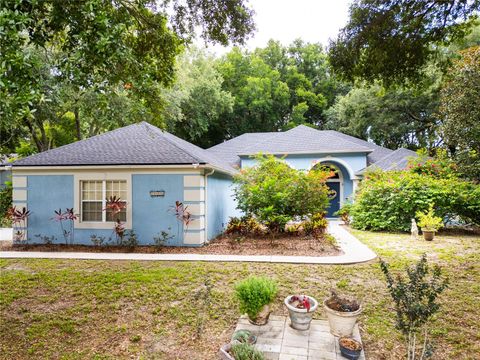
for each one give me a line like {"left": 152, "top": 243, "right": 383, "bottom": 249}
{"left": 311, "top": 161, "right": 348, "bottom": 218}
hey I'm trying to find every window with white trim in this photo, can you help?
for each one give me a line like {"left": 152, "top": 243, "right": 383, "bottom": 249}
{"left": 81, "top": 180, "right": 127, "bottom": 222}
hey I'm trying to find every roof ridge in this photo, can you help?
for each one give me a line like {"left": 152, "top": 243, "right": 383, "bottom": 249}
{"left": 141, "top": 123, "right": 205, "bottom": 164}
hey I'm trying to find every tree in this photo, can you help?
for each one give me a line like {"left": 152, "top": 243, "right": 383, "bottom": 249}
{"left": 325, "top": 81, "right": 441, "bottom": 150}
{"left": 161, "top": 48, "right": 234, "bottom": 147}
{"left": 329, "top": 0, "right": 479, "bottom": 84}
{"left": 439, "top": 46, "right": 480, "bottom": 180}
{"left": 0, "top": 0, "right": 254, "bottom": 153}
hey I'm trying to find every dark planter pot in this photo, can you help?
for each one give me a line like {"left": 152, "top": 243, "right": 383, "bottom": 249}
{"left": 422, "top": 229, "right": 436, "bottom": 241}
{"left": 338, "top": 337, "right": 362, "bottom": 360}
{"left": 248, "top": 304, "right": 271, "bottom": 326}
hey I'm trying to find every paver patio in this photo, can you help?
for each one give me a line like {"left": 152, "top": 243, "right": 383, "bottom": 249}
{"left": 233, "top": 315, "right": 365, "bottom": 360}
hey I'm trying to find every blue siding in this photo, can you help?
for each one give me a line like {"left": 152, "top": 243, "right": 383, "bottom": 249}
{"left": 27, "top": 175, "right": 74, "bottom": 243}
{"left": 132, "top": 174, "right": 185, "bottom": 245}
{"left": 0, "top": 170, "right": 11, "bottom": 188}
{"left": 207, "top": 173, "right": 240, "bottom": 240}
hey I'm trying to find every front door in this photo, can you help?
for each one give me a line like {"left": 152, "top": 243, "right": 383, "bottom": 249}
{"left": 326, "top": 182, "right": 340, "bottom": 217}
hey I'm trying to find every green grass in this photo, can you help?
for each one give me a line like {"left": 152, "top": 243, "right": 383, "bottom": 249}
{"left": 1, "top": 229, "right": 479, "bottom": 359}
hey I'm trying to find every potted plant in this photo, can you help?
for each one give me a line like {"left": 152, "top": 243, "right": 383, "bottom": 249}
{"left": 324, "top": 291, "right": 362, "bottom": 337}
{"left": 235, "top": 276, "right": 278, "bottom": 325}
{"left": 416, "top": 205, "right": 444, "bottom": 241}
{"left": 338, "top": 337, "right": 363, "bottom": 360}
{"left": 284, "top": 295, "right": 319, "bottom": 331}
{"left": 219, "top": 342, "right": 265, "bottom": 360}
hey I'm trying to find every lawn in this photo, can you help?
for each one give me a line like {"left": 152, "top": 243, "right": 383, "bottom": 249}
{"left": 0, "top": 229, "right": 479, "bottom": 360}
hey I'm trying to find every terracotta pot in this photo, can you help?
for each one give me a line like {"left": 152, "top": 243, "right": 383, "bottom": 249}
{"left": 324, "top": 299, "right": 362, "bottom": 337}
{"left": 248, "top": 304, "right": 271, "bottom": 325}
{"left": 284, "top": 295, "right": 319, "bottom": 331}
{"left": 218, "top": 343, "right": 234, "bottom": 360}
{"left": 422, "top": 229, "right": 436, "bottom": 241}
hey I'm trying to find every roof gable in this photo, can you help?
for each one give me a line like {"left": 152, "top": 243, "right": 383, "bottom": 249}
{"left": 12, "top": 122, "right": 235, "bottom": 173}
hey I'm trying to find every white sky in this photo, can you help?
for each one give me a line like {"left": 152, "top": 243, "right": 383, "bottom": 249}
{"left": 203, "top": 0, "right": 352, "bottom": 54}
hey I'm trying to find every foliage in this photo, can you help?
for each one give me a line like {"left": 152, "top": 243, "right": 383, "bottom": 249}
{"left": 351, "top": 169, "right": 480, "bottom": 231}
{"left": 407, "top": 149, "right": 459, "bottom": 179}
{"left": 0, "top": 0, "right": 254, "bottom": 153}
{"left": 439, "top": 46, "right": 480, "bottom": 181}
{"left": 153, "top": 230, "right": 174, "bottom": 247}
{"left": 329, "top": 0, "right": 480, "bottom": 84}
{"left": 7, "top": 206, "right": 31, "bottom": 243}
{"left": 302, "top": 212, "right": 328, "bottom": 238}
{"left": 52, "top": 208, "right": 78, "bottom": 245}
{"left": 380, "top": 254, "right": 448, "bottom": 360}
{"left": 416, "top": 205, "right": 444, "bottom": 231}
{"left": 225, "top": 216, "right": 263, "bottom": 236}
{"left": 230, "top": 342, "right": 265, "bottom": 360}
{"left": 325, "top": 81, "right": 441, "bottom": 150}
{"left": 34, "top": 234, "right": 56, "bottom": 245}
{"left": 170, "top": 201, "right": 192, "bottom": 231}
{"left": 90, "top": 235, "right": 106, "bottom": 247}
{"left": 162, "top": 47, "right": 234, "bottom": 147}
{"left": 233, "top": 155, "right": 331, "bottom": 232}
{"left": 325, "top": 291, "right": 360, "bottom": 312}
{"left": 334, "top": 203, "right": 353, "bottom": 225}
{"left": 117, "top": 230, "right": 138, "bottom": 248}
{"left": 234, "top": 276, "right": 278, "bottom": 321}
{"left": 0, "top": 182, "right": 12, "bottom": 227}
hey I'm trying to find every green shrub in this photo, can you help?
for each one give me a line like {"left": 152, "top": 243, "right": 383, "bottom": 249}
{"left": 334, "top": 203, "right": 352, "bottom": 225}
{"left": 351, "top": 169, "right": 479, "bottom": 231}
{"left": 416, "top": 205, "right": 444, "bottom": 231}
{"left": 303, "top": 212, "right": 328, "bottom": 238}
{"left": 233, "top": 154, "right": 331, "bottom": 232}
{"left": 230, "top": 342, "right": 265, "bottom": 360}
{"left": 0, "top": 182, "right": 12, "bottom": 227}
{"left": 235, "top": 276, "right": 278, "bottom": 321}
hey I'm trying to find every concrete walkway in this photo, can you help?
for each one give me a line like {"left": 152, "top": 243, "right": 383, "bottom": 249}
{"left": 0, "top": 221, "right": 376, "bottom": 264}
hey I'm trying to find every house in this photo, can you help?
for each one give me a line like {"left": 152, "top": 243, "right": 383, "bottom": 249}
{"left": 7, "top": 122, "right": 416, "bottom": 246}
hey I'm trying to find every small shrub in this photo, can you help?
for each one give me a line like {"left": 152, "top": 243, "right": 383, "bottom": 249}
{"left": 153, "top": 230, "right": 174, "bottom": 247}
{"left": 230, "top": 342, "right": 265, "bottom": 360}
{"left": 118, "top": 229, "right": 138, "bottom": 248}
{"left": 416, "top": 204, "right": 444, "bottom": 231}
{"left": 334, "top": 203, "right": 352, "bottom": 225}
{"left": 235, "top": 276, "right": 278, "bottom": 321}
{"left": 303, "top": 212, "right": 328, "bottom": 238}
{"left": 380, "top": 254, "right": 448, "bottom": 360}
{"left": 34, "top": 234, "right": 56, "bottom": 245}
{"left": 233, "top": 154, "right": 331, "bottom": 233}
{"left": 90, "top": 234, "right": 106, "bottom": 246}
{"left": 226, "top": 216, "right": 263, "bottom": 236}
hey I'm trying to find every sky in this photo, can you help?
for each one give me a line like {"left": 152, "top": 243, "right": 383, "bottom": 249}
{"left": 204, "top": 0, "right": 352, "bottom": 54}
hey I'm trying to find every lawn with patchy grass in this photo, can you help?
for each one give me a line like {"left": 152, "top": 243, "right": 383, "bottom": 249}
{"left": 1, "top": 229, "right": 479, "bottom": 359}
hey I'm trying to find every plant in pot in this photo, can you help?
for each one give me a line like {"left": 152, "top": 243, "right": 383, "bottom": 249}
{"left": 235, "top": 276, "right": 278, "bottom": 325}
{"left": 338, "top": 337, "right": 363, "bottom": 360}
{"left": 416, "top": 205, "right": 444, "bottom": 241}
{"left": 284, "top": 295, "right": 319, "bottom": 331}
{"left": 219, "top": 342, "right": 265, "bottom": 360}
{"left": 324, "top": 291, "right": 362, "bottom": 337}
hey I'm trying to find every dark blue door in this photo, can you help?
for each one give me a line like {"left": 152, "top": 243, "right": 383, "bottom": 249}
{"left": 326, "top": 182, "right": 340, "bottom": 217}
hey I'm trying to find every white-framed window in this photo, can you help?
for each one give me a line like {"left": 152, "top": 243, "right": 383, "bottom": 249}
{"left": 80, "top": 180, "right": 127, "bottom": 222}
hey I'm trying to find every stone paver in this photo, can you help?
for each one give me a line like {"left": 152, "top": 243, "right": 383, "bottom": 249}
{"left": 0, "top": 221, "right": 376, "bottom": 264}
{"left": 234, "top": 315, "right": 366, "bottom": 360}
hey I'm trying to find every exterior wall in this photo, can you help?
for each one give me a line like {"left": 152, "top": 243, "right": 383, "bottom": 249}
{"left": 14, "top": 168, "right": 208, "bottom": 246}
{"left": 206, "top": 172, "right": 240, "bottom": 241}
{"left": 240, "top": 152, "right": 367, "bottom": 205}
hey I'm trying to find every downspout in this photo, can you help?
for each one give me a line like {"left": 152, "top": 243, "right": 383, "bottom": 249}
{"left": 204, "top": 168, "right": 215, "bottom": 243}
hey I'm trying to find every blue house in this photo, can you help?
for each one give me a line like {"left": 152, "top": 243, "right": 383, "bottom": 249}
{"left": 8, "top": 122, "right": 415, "bottom": 246}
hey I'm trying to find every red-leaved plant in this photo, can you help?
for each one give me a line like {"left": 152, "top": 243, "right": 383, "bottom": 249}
{"left": 170, "top": 201, "right": 193, "bottom": 238}
{"left": 105, "top": 196, "right": 127, "bottom": 243}
{"left": 52, "top": 208, "right": 78, "bottom": 245}
{"left": 289, "top": 295, "right": 311, "bottom": 312}
{"left": 8, "top": 206, "right": 31, "bottom": 243}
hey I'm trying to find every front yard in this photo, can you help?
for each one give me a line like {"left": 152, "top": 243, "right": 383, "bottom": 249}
{"left": 1, "top": 229, "right": 479, "bottom": 359}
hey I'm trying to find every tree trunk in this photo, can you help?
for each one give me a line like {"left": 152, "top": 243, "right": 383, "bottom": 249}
{"left": 74, "top": 107, "right": 82, "bottom": 141}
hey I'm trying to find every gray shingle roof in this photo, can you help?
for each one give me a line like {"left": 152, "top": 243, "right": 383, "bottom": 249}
{"left": 363, "top": 148, "right": 418, "bottom": 172}
{"left": 11, "top": 122, "right": 235, "bottom": 173}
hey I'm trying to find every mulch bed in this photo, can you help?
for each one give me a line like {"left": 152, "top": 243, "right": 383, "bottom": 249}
{"left": 0, "top": 234, "right": 342, "bottom": 256}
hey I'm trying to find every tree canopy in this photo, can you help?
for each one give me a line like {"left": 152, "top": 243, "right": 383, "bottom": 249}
{"left": 329, "top": 0, "right": 479, "bottom": 84}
